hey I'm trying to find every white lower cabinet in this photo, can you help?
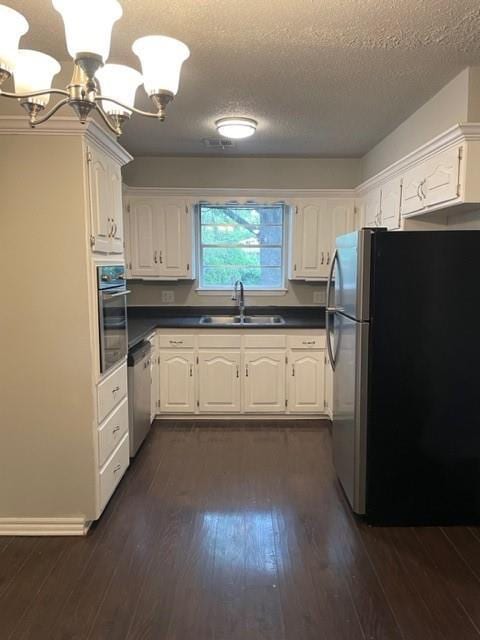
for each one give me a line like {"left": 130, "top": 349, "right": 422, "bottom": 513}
{"left": 198, "top": 352, "right": 241, "bottom": 413}
{"left": 99, "top": 433, "right": 129, "bottom": 512}
{"left": 244, "top": 351, "right": 286, "bottom": 413}
{"left": 159, "top": 350, "right": 195, "bottom": 413}
{"left": 288, "top": 351, "right": 325, "bottom": 413}
{"left": 153, "top": 330, "right": 329, "bottom": 417}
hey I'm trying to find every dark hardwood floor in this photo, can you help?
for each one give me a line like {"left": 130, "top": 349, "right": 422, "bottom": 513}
{"left": 1, "top": 420, "right": 480, "bottom": 640}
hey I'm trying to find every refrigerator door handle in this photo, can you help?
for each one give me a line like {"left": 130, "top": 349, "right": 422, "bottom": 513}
{"left": 326, "top": 249, "right": 338, "bottom": 371}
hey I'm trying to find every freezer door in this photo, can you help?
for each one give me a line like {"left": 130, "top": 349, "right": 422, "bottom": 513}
{"left": 332, "top": 312, "right": 369, "bottom": 514}
{"left": 335, "top": 230, "right": 373, "bottom": 322}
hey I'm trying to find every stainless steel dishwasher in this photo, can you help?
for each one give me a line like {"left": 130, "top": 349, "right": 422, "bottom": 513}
{"left": 127, "top": 340, "right": 152, "bottom": 457}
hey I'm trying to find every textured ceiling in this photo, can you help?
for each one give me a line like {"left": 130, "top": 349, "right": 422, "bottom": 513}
{"left": 6, "top": 0, "right": 480, "bottom": 157}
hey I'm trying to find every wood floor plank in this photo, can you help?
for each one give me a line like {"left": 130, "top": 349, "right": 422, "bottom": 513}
{"left": 1, "top": 420, "right": 479, "bottom": 640}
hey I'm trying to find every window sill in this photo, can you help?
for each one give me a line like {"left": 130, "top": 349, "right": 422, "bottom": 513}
{"left": 195, "top": 288, "right": 288, "bottom": 297}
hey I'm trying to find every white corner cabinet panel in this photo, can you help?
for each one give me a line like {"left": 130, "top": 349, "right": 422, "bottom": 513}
{"left": 360, "top": 176, "right": 402, "bottom": 231}
{"left": 87, "top": 141, "right": 131, "bottom": 255}
{"left": 152, "top": 329, "right": 329, "bottom": 417}
{"left": 124, "top": 195, "right": 194, "bottom": 281}
{"left": 290, "top": 198, "right": 355, "bottom": 280}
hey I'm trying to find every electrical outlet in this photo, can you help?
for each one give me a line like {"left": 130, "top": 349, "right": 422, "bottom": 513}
{"left": 161, "top": 290, "right": 174, "bottom": 304}
{"left": 313, "top": 290, "right": 325, "bottom": 304}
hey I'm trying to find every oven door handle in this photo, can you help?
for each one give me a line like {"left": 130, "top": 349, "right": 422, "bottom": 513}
{"left": 101, "top": 290, "right": 131, "bottom": 300}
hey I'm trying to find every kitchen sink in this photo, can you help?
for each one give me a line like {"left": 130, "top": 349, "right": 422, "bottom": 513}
{"left": 199, "top": 314, "right": 285, "bottom": 326}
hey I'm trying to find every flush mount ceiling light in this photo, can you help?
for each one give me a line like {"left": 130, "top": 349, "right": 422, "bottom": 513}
{"left": 0, "top": 1, "right": 190, "bottom": 136}
{"left": 215, "top": 117, "right": 257, "bottom": 139}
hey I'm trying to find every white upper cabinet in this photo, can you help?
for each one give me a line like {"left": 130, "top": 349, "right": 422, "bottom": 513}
{"left": 198, "top": 352, "right": 241, "bottom": 413}
{"left": 87, "top": 143, "right": 125, "bottom": 255}
{"left": 401, "top": 145, "right": 462, "bottom": 217}
{"left": 125, "top": 196, "right": 193, "bottom": 280}
{"left": 363, "top": 189, "right": 382, "bottom": 227}
{"left": 244, "top": 351, "right": 286, "bottom": 413}
{"left": 290, "top": 198, "right": 355, "bottom": 280}
{"left": 380, "top": 176, "right": 402, "bottom": 230}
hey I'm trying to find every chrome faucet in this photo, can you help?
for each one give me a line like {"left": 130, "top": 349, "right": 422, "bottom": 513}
{"left": 232, "top": 280, "right": 246, "bottom": 319}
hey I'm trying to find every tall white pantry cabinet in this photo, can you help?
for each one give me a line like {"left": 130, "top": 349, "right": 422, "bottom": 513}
{"left": 0, "top": 118, "right": 131, "bottom": 536}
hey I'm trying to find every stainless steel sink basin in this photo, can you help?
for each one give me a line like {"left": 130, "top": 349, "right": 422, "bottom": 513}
{"left": 199, "top": 315, "right": 242, "bottom": 325}
{"left": 199, "top": 314, "right": 285, "bottom": 326}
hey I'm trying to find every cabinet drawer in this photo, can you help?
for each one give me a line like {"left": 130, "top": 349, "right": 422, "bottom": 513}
{"left": 97, "top": 363, "right": 127, "bottom": 423}
{"left": 198, "top": 335, "right": 242, "bottom": 349}
{"left": 99, "top": 434, "right": 129, "bottom": 512}
{"left": 244, "top": 335, "right": 286, "bottom": 349}
{"left": 287, "top": 335, "right": 325, "bottom": 349}
{"left": 98, "top": 397, "right": 129, "bottom": 467}
{"left": 158, "top": 335, "right": 195, "bottom": 349}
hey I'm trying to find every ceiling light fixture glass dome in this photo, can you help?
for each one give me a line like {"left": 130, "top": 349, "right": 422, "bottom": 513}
{"left": 215, "top": 117, "right": 257, "bottom": 139}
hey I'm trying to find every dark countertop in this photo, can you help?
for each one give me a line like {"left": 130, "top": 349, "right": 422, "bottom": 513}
{"left": 127, "top": 306, "right": 326, "bottom": 349}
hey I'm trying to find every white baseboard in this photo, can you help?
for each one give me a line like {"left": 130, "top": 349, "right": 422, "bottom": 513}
{"left": 0, "top": 517, "right": 90, "bottom": 536}
{"left": 155, "top": 414, "right": 330, "bottom": 421}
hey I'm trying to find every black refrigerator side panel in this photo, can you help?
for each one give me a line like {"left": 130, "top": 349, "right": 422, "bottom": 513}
{"left": 366, "top": 231, "right": 480, "bottom": 525}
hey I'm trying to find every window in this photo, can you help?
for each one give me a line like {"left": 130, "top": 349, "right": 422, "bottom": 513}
{"left": 198, "top": 204, "right": 286, "bottom": 290}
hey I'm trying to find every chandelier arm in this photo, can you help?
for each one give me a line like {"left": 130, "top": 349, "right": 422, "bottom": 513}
{"left": 95, "top": 95, "right": 164, "bottom": 119}
{"left": 30, "top": 98, "right": 70, "bottom": 126}
{"left": 0, "top": 88, "right": 70, "bottom": 100}
{"left": 95, "top": 103, "right": 122, "bottom": 136}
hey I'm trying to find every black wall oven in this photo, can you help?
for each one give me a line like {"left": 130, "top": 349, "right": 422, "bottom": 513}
{"left": 97, "top": 265, "right": 130, "bottom": 374}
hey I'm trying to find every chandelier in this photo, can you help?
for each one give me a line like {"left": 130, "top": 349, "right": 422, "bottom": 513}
{"left": 0, "top": 1, "right": 190, "bottom": 136}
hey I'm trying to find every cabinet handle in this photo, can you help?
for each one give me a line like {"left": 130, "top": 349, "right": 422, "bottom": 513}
{"left": 112, "top": 425, "right": 120, "bottom": 433}
{"left": 245, "top": 364, "right": 249, "bottom": 377}
{"left": 154, "top": 250, "right": 158, "bottom": 264}
{"left": 292, "top": 364, "right": 295, "bottom": 377}
{"left": 189, "top": 364, "right": 193, "bottom": 377}
{"left": 112, "top": 221, "right": 117, "bottom": 238}
{"left": 113, "top": 464, "right": 122, "bottom": 473}
{"left": 321, "top": 251, "right": 325, "bottom": 265}
{"left": 159, "top": 251, "right": 163, "bottom": 264}
{"left": 107, "top": 217, "right": 112, "bottom": 238}
{"left": 236, "top": 364, "right": 239, "bottom": 378}
{"left": 326, "top": 252, "right": 330, "bottom": 265}
{"left": 112, "top": 385, "right": 120, "bottom": 394}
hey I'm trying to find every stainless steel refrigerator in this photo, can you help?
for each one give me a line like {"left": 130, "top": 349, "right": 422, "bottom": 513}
{"left": 326, "top": 228, "right": 480, "bottom": 525}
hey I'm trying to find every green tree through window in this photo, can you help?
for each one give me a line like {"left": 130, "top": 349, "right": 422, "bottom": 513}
{"left": 199, "top": 204, "right": 285, "bottom": 289}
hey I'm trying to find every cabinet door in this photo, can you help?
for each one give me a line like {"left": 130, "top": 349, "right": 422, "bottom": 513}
{"left": 424, "top": 146, "right": 462, "bottom": 208}
{"left": 109, "top": 160, "right": 124, "bottom": 254}
{"left": 380, "top": 176, "right": 402, "bottom": 230}
{"left": 87, "top": 145, "right": 112, "bottom": 253}
{"left": 363, "top": 189, "right": 381, "bottom": 227}
{"left": 124, "top": 202, "right": 133, "bottom": 279}
{"left": 129, "top": 199, "right": 160, "bottom": 278}
{"left": 293, "top": 201, "right": 331, "bottom": 279}
{"left": 324, "top": 351, "right": 333, "bottom": 418}
{"left": 150, "top": 349, "right": 159, "bottom": 421}
{"left": 198, "top": 352, "right": 241, "bottom": 413}
{"left": 401, "top": 165, "right": 426, "bottom": 216}
{"left": 157, "top": 199, "right": 189, "bottom": 278}
{"left": 244, "top": 351, "right": 285, "bottom": 413}
{"left": 329, "top": 199, "right": 355, "bottom": 254}
{"left": 159, "top": 351, "right": 195, "bottom": 413}
{"left": 288, "top": 351, "right": 325, "bottom": 413}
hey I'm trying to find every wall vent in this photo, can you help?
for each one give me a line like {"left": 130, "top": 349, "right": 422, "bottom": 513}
{"left": 202, "top": 138, "right": 235, "bottom": 149}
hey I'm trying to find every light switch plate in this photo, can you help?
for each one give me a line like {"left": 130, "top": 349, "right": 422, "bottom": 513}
{"left": 313, "top": 290, "right": 325, "bottom": 304}
{"left": 161, "top": 290, "right": 174, "bottom": 304}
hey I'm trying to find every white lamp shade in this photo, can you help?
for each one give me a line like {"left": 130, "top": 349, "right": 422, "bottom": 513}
{"left": 97, "top": 64, "right": 143, "bottom": 116}
{"left": 14, "top": 50, "right": 61, "bottom": 106}
{"left": 0, "top": 5, "right": 29, "bottom": 74}
{"left": 132, "top": 35, "right": 190, "bottom": 96}
{"left": 216, "top": 117, "right": 257, "bottom": 139}
{"left": 52, "top": 0, "right": 122, "bottom": 63}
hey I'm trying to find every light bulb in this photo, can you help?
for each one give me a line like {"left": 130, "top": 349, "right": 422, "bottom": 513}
{"left": 132, "top": 35, "right": 190, "bottom": 96}
{"left": 216, "top": 117, "right": 257, "bottom": 139}
{"left": 52, "top": 0, "right": 122, "bottom": 63}
{"left": 0, "top": 4, "right": 29, "bottom": 75}
{"left": 96, "top": 64, "right": 143, "bottom": 116}
{"left": 14, "top": 50, "right": 61, "bottom": 106}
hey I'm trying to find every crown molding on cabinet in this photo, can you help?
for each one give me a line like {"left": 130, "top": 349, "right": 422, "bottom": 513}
{"left": 357, "top": 123, "right": 480, "bottom": 195}
{"left": 0, "top": 115, "right": 132, "bottom": 166}
{"left": 0, "top": 517, "right": 90, "bottom": 536}
{"left": 122, "top": 186, "right": 356, "bottom": 200}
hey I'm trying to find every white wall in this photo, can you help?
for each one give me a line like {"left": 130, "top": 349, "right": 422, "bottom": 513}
{"left": 362, "top": 68, "right": 472, "bottom": 180}
{"left": 123, "top": 156, "right": 361, "bottom": 190}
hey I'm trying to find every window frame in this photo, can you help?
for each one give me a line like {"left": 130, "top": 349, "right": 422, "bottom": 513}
{"left": 195, "top": 202, "right": 288, "bottom": 293}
